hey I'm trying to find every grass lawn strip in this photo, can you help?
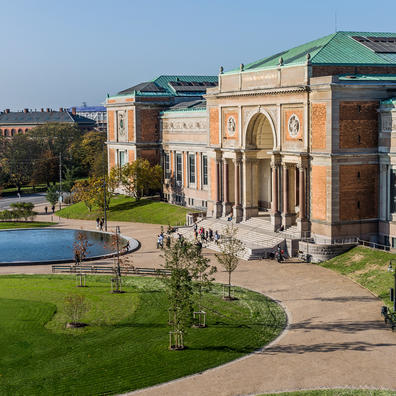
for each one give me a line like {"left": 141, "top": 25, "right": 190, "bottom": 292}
{"left": 57, "top": 195, "right": 191, "bottom": 225}
{"left": 320, "top": 246, "right": 396, "bottom": 309}
{"left": 0, "top": 221, "right": 55, "bottom": 229}
{"left": 0, "top": 275, "right": 286, "bottom": 395}
{"left": 261, "top": 390, "right": 396, "bottom": 395}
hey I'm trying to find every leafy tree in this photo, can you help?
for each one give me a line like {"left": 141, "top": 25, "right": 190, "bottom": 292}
{"left": 77, "top": 130, "right": 107, "bottom": 176}
{"left": 71, "top": 179, "right": 96, "bottom": 212}
{"left": 31, "top": 150, "right": 58, "bottom": 187}
{"left": 62, "top": 167, "right": 75, "bottom": 193}
{"left": 0, "top": 134, "right": 40, "bottom": 193}
{"left": 215, "top": 224, "right": 245, "bottom": 300}
{"left": 46, "top": 185, "right": 59, "bottom": 207}
{"left": 120, "top": 159, "right": 162, "bottom": 200}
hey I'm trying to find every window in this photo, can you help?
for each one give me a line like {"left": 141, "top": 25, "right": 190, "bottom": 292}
{"left": 176, "top": 153, "right": 182, "bottom": 182}
{"left": 391, "top": 169, "right": 396, "bottom": 213}
{"left": 202, "top": 155, "right": 208, "bottom": 185}
{"left": 164, "top": 153, "right": 170, "bottom": 178}
{"left": 189, "top": 154, "right": 195, "bottom": 184}
{"left": 118, "top": 150, "right": 127, "bottom": 167}
{"left": 392, "top": 237, "right": 396, "bottom": 249}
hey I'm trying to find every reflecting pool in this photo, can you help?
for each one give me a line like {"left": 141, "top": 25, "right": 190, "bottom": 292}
{"left": 0, "top": 228, "right": 137, "bottom": 264}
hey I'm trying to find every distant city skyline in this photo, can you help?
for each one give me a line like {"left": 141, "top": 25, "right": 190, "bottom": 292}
{"left": 1, "top": 0, "right": 396, "bottom": 110}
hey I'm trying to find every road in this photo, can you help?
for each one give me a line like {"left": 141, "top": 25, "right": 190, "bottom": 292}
{"left": 0, "top": 193, "right": 48, "bottom": 210}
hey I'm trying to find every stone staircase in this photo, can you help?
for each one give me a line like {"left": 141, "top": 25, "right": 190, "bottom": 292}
{"left": 176, "top": 216, "right": 292, "bottom": 260}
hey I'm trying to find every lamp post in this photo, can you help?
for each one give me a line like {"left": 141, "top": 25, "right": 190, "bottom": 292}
{"left": 388, "top": 260, "right": 396, "bottom": 312}
{"left": 103, "top": 143, "right": 107, "bottom": 232}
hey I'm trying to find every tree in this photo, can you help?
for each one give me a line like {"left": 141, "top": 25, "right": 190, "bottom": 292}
{"left": 0, "top": 134, "right": 40, "bottom": 193}
{"left": 46, "top": 185, "right": 59, "bottom": 208}
{"left": 120, "top": 158, "right": 162, "bottom": 200}
{"left": 215, "top": 224, "right": 245, "bottom": 300}
{"left": 71, "top": 179, "right": 96, "bottom": 212}
{"left": 73, "top": 232, "right": 90, "bottom": 287}
{"left": 62, "top": 167, "right": 75, "bottom": 193}
{"left": 162, "top": 239, "right": 195, "bottom": 349}
{"left": 31, "top": 150, "right": 58, "bottom": 187}
{"left": 64, "top": 295, "right": 88, "bottom": 327}
{"left": 77, "top": 130, "right": 107, "bottom": 176}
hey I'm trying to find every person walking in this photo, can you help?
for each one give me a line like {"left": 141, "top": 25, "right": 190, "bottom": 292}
{"left": 209, "top": 228, "right": 213, "bottom": 241}
{"left": 44, "top": 206, "right": 48, "bottom": 214}
{"left": 51, "top": 205, "right": 55, "bottom": 213}
{"left": 96, "top": 217, "right": 100, "bottom": 229}
{"left": 99, "top": 219, "right": 103, "bottom": 231}
{"left": 214, "top": 230, "right": 220, "bottom": 245}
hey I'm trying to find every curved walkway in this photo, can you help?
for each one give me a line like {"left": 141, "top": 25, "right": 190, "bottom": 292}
{"left": 2, "top": 208, "right": 396, "bottom": 395}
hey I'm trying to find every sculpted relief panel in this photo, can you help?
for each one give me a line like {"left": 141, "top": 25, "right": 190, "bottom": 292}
{"left": 117, "top": 110, "right": 127, "bottom": 142}
{"left": 222, "top": 108, "right": 239, "bottom": 148}
{"left": 162, "top": 118, "right": 207, "bottom": 133}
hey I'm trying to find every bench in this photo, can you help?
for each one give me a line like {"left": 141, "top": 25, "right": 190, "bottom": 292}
{"left": 381, "top": 306, "right": 396, "bottom": 331}
{"left": 52, "top": 264, "right": 171, "bottom": 277}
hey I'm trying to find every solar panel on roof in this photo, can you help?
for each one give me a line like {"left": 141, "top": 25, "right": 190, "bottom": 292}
{"left": 352, "top": 36, "right": 396, "bottom": 54}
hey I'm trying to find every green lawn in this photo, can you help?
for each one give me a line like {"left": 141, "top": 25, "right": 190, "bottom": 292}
{"left": 0, "top": 275, "right": 286, "bottom": 395}
{"left": 321, "top": 246, "right": 396, "bottom": 308}
{"left": 261, "top": 390, "right": 396, "bottom": 396}
{"left": 57, "top": 195, "right": 192, "bottom": 225}
{"left": 0, "top": 221, "right": 55, "bottom": 229}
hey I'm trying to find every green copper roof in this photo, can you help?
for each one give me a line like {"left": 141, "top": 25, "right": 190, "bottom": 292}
{"left": 116, "top": 75, "right": 218, "bottom": 98}
{"left": 226, "top": 31, "right": 396, "bottom": 74}
{"left": 381, "top": 97, "right": 396, "bottom": 106}
{"left": 339, "top": 74, "right": 396, "bottom": 82}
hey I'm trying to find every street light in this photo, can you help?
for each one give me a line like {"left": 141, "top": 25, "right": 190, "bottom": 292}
{"left": 388, "top": 260, "right": 396, "bottom": 312}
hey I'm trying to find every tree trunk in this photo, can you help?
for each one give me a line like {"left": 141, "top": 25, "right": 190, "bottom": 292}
{"left": 228, "top": 271, "right": 231, "bottom": 299}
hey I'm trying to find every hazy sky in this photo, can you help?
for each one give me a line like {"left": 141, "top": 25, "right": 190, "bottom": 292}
{"left": 1, "top": 0, "right": 395, "bottom": 110}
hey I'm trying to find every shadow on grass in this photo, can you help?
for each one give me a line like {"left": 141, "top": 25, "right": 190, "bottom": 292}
{"left": 109, "top": 199, "right": 154, "bottom": 212}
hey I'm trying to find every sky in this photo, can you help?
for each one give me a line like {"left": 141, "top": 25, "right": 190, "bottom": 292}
{"left": 1, "top": 0, "right": 396, "bottom": 110}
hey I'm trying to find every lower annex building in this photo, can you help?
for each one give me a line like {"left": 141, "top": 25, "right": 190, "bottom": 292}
{"left": 106, "top": 31, "right": 396, "bottom": 246}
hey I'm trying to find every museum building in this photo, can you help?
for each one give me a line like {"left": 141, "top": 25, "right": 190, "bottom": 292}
{"left": 106, "top": 31, "right": 396, "bottom": 246}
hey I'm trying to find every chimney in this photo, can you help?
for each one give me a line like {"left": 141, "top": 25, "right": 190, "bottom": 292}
{"left": 71, "top": 107, "right": 76, "bottom": 115}
{"left": 46, "top": 108, "right": 50, "bottom": 112}
{"left": 23, "top": 108, "right": 29, "bottom": 113}
{"left": 4, "top": 109, "right": 10, "bottom": 114}
{"left": 41, "top": 108, "right": 44, "bottom": 112}
{"left": 59, "top": 107, "right": 63, "bottom": 112}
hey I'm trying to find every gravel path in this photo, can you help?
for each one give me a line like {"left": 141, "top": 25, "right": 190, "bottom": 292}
{"left": 1, "top": 206, "right": 396, "bottom": 395}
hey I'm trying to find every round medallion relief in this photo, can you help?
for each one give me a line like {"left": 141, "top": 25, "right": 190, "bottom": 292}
{"left": 227, "top": 116, "right": 236, "bottom": 136}
{"left": 288, "top": 114, "right": 300, "bottom": 138}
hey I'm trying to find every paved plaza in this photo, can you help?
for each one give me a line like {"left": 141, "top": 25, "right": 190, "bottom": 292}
{"left": 1, "top": 207, "right": 396, "bottom": 395}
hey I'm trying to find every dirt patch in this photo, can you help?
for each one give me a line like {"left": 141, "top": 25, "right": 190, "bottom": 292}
{"left": 350, "top": 253, "right": 365, "bottom": 263}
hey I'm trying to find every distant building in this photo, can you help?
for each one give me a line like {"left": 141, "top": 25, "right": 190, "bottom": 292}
{"left": 0, "top": 108, "right": 95, "bottom": 136}
{"left": 68, "top": 105, "right": 107, "bottom": 132}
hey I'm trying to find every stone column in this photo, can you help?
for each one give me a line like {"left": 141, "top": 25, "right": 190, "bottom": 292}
{"left": 214, "top": 157, "right": 222, "bottom": 218}
{"left": 281, "top": 164, "right": 293, "bottom": 228}
{"left": 298, "top": 165, "right": 305, "bottom": 219}
{"left": 270, "top": 160, "right": 281, "bottom": 231}
{"left": 233, "top": 156, "right": 242, "bottom": 222}
{"left": 297, "top": 163, "right": 309, "bottom": 235}
{"left": 222, "top": 159, "right": 232, "bottom": 216}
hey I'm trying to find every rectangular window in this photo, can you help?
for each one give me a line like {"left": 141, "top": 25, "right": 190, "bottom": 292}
{"left": 118, "top": 150, "right": 126, "bottom": 167}
{"left": 202, "top": 155, "right": 208, "bottom": 185}
{"left": 391, "top": 169, "right": 396, "bottom": 213}
{"left": 392, "top": 237, "right": 396, "bottom": 249}
{"left": 164, "top": 153, "right": 170, "bottom": 178}
{"left": 189, "top": 154, "right": 195, "bottom": 184}
{"left": 176, "top": 153, "right": 182, "bottom": 182}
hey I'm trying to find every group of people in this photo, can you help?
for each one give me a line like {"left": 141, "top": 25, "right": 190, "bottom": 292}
{"left": 193, "top": 223, "right": 220, "bottom": 245}
{"left": 96, "top": 217, "right": 105, "bottom": 231}
{"left": 156, "top": 231, "right": 171, "bottom": 249}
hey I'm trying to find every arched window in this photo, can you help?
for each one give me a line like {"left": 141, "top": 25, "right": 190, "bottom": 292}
{"left": 0, "top": 129, "right": 2, "bottom": 135}
{"left": 11, "top": 129, "right": 16, "bottom": 136}
{"left": 18, "top": 129, "right": 23, "bottom": 134}
{"left": 4, "top": 129, "right": 9, "bottom": 137}
{"left": 25, "top": 128, "right": 29, "bottom": 133}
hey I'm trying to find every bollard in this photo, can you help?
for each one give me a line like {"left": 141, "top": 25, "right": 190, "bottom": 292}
{"left": 391, "top": 288, "right": 394, "bottom": 303}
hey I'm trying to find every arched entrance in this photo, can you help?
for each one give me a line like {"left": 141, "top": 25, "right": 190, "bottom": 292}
{"left": 243, "top": 112, "right": 275, "bottom": 218}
